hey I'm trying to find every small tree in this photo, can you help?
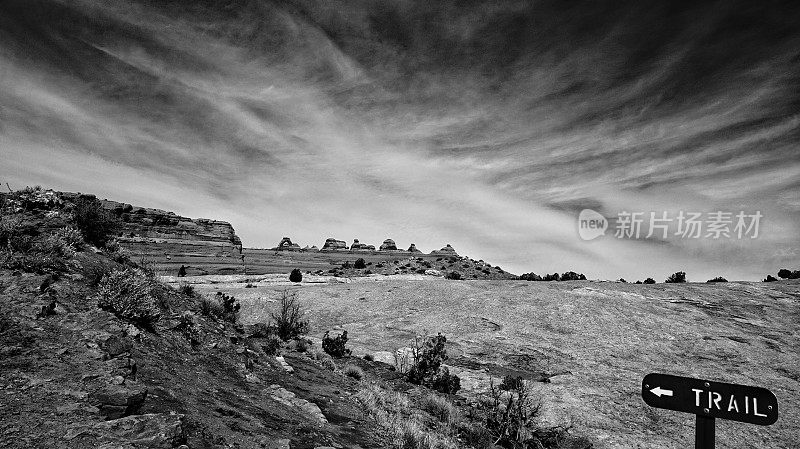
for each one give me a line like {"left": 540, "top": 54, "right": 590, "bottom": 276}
{"left": 178, "top": 265, "right": 187, "bottom": 277}
{"left": 354, "top": 258, "right": 366, "bottom": 269}
{"left": 215, "top": 291, "right": 240, "bottom": 323}
{"left": 643, "top": 278, "right": 656, "bottom": 284}
{"left": 407, "top": 333, "right": 461, "bottom": 394}
{"left": 72, "top": 197, "right": 121, "bottom": 248}
{"left": 665, "top": 271, "right": 686, "bottom": 283}
{"left": 777, "top": 269, "right": 792, "bottom": 279}
{"left": 271, "top": 290, "right": 309, "bottom": 341}
{"left": 289, "top": 268, "right": 302, "bottom": 283}
{"left": 446, "top": 271, "right": 462, "bottom": 280}
{"left": 322, "top": 330, "right": 351, "bottom": 358}
{"left": 706, "top": 277, "right": 728, "bottom": 283}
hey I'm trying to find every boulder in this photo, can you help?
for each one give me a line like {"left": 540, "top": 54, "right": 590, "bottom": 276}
{"left": 275, "top": 237, "right": 301, "bottom": 251}
{"left": 424, "top": 269, "right": 442, "bottom": 277}
{"left": 407, "top": 243, "right": 421, "bottom": 253}
{"left": 379, "top": 239, "right": 398, "bottom": 251}
{"left": 64, "top": 413, "right": 184, "bottom": 449}
{"left": 321, "top": 238, "right": 348, "bottom": 251}
{"left": 89, "top": 381, "right": 148, "bottom": 420}
{"left": 350, "top": 239, "right": 375, "bottom": 251}
{"left": 302, "top": 245, "right": 319, "bottom": 252}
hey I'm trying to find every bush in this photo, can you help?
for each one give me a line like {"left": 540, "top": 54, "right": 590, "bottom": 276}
{"left": 343, "top": 364, "right": 364, "bottom": 380}
{"left": 707, "top": 277, "right": 728, "bottom": 283}
{"left": 178, "top": 265, "right": 187, "bottom": 277}
{"left": 249, "top": 322, "right": 274, "bottom": 338}
{"left": 407, "top": 334, "right": 461, "bottom": 394}
{"left": 262, "top": 336, "right": 281, "bottom": 355}
{"left": 198, "top": 296, "right": 224, "bottom": 319}
{"left": 478, "top": 377, "right": 542, "bottom": 449}
{"left": 179, "top": 283, "right": 196, "bottom": 297}
{"left": 271, "top": 290, "right": 309, "bottom": 341}
{"left": 322, "top": 330, "right": 351, "bottom": 358}
{"left": 500, "top": 375, "right": 524, "bottom": 391}
{"left": 294, "top": 338, "right": 309, "bottom": 353}
{"left": 420, "top": 393, "right": 458, "bottom": 425}
{"left": 72, "top": 196, "right": 121, "bottom": 248}
{"left": 174, "top": 311, "right": 200, "bottom": 346}
{"left": 445, "top": 271, "right": 462, "bottom": 280}
{"left": 643, "top": 278, "right": 656, "bottom": 284}
{"left": 764, "top": 275, "right": 778, "bottom": 282}
{"left": 560, "top": 271, "right": 587, "bottom": 281}
{"left": 215, "top": 291, "right": 240, "bottom": 323}
{"left": 543, "top": 273, "right": 560, "bottom": 281}
{"left": 519, "top": 273, "right": 542, "bottom": 281}
{"left": 354, "top": 258, "right": 366, "bottom": 269}
{"left": 97, "top": 269, "right": 161, "bottom": 328}
{"left": 777, "top": 269, "right": 800, "bottom": 279}
{"left": 289, "top": 268, "right": 302, "bottom": 283}
{"left": 363, "top": 353, "right": 374, "bottom": 361}
{"left": 665, "top": 271, "right": 686, "bottom": 283}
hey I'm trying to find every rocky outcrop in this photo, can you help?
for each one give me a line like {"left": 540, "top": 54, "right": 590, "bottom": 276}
{"left": 431, "top": 244, "right": 458, "bottom": 256}
{"left": 350, "top": 239, "right": 375, "bottom": 251}
{"left": 94, "top": 196, "right": 242, "bottom": 250}
{"left": 379, "top": 239, "right": 398, "bottom": 251}
{"left": 407, "top": 243, "right": 421, "bottom": 252}
{"left": 302, "top": 245, "right": 319, "bottom": 251}
{"left": 321, "top": 238, "right": 348, "bottom": 251}
{"left": 64, "top": 413, "right": 185, "bottom": 448}
{"left": 274, "top": 237, "right": 301, "bottom": 251}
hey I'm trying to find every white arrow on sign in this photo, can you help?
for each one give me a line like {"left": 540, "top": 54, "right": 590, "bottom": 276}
{"left": 650, "top": 386, "right": 673, "bottom": 397}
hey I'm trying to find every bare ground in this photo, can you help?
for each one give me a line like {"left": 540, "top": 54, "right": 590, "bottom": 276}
{"left": 180, "top": 277, "right": 800, "bottom": 449}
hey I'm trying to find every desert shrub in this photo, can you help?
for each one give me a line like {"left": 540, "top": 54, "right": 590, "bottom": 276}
{"left": 178, "top": 265, "right": 187, "bottom": 277}
{"left": 215, "top": 291, "right": 240, "bottom": 323}
{"left": 635, "top": 280, "right": 642, "bottom": 284}
{"left": 312, "top": 351, "right": 336, "bottom": 371}
{"left": 262, "top": 335, "right": 281, "bottom": 355}
{"left": 643, "top": 278, "right": 656, "bottom": 284}
{"left": 445, "top": 271, "right": 462, "bottom": 280}
{"left": 519, "top": 273, "right": 542, "bottom": 281}
{"left": 665, "top": 271, "right": 686, "bottom": 283}
{"left": 354, "top": 258, "right": 366, "bottom": 269}
{"left": 289, "top": 268, "right": 302, "bottom": 282}
{"left": 343, "top": 364, "right": 364, "bottom": 380}
{"left": 97, "top": 269, "right": 161, "bottom": 328}
{"left": 618, "top": 278, "right": 627, "bottom": 283}
{"left": 763, "top": 275, "right": 778, "bottom": 282}
{"left": 342, "top": 261, "right": 352, "bottom": 269}
{"left": 271, "top": 290, "right": 309, "bottom": 341}
{"left": 407, "top": 334, "right": 461, "bottom": 394}
{"left": 777, "top": 269, "right": 800, "bottom": 279}
{"left": 322, "top": 330, "right": 352, "bottom": 358}
{"left": 500, "top": 375, "right": 524, "bottom": 391}
{"left": 478, "top": 377, "right": 542, "bottom": 449}
{"left": 294, "top": 338, "right": 309, "bottom": 353}
{"left": 245, "top": 283, "right": 257, "bottom": 288}
{"left": 198, "top": 296, "right": 224, "bottom": 319}
{"left": 543, "top": 273, "right": 560, "bottom": 281}
{"left": 71, "top": 196, "right": 121, "bottom": 248}
{"left": 707, "top": 277, "right": 728, "bottom": 283}
{"left": 174, "top": 311, "right": 201, "bottom": 346}
{"left": 363, "top": 353, "right": 374, "bottom": 361}
{"left": 179, "top": 283, "right": 196, "bottom": 297}
{"left": 560, "top": 271, "right": 586, "bottom": 281}
{"left": 364, "top": 269, "right": 372, "bottom": 275}
{"left": 249, "top": 322, "right": 274, "bottom": 338}
{"left": 420, "top": 393, "right": 458, "bottom": 425}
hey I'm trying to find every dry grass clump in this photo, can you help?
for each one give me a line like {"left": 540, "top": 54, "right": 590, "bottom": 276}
{"left": 343, "top": 364, "right": 364, "bottom": 380}
{"left": 311, "top": 350, "right": 337, "bottom": 371}
{"left": 96, "top": 269, "right": 161, "bottom": 328}
{"left": 355, "top": 383, "right": 459, "bottom": 449}
{"left": 419, "top": 392, "right": 459, "bottom": 426}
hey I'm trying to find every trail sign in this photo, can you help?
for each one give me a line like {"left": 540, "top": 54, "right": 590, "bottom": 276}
{"left": 642, "top": 373, "right": 778, "bottom": 425}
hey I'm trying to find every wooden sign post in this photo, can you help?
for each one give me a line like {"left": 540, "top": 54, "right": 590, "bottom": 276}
{"left": 642, "top": 373, "right": 778, "bottom": 448}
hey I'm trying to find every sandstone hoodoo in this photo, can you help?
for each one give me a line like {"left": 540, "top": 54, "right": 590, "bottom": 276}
{"left": 302, "top": 245, "right": 319, "bottom": 251}
{"left": 274, "top": 237, "right": 301, "bottom": 251}
{"left": 350, "top": 239, "right": 375, "bottom": 251}
{"left": 407, "top": 243, "right": 421, "bottom": 252}
{"left": 432, "top": 244, "right": 458, "bottom": 256}
{"left": 379, "top": 239, "right": 398, "bottom": 251}
{"left": 321, "top": 238, "right": 348, "bottom": 251}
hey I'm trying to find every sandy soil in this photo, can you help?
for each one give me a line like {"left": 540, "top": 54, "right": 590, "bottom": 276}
{"left": 171, "top": 276, "right": 800, "bottom": 449}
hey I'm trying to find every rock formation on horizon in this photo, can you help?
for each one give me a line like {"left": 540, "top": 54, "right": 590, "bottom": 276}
{"left": 350, "top": 239, "right": 376, "bottom": 251}
{"left": 379, "top": 239, "right": 398, "bottom": 251}
{"left": 407, "top": 243, "right": 421, "bottom": 252}
{"left": 432, "top": 244, "right": 458, "bottom": 256}
{"left": 274, "top": 237, "right": 301, "bottom": 251}
{"left": 321, "top": 238, "right": 348, "bottom": 251}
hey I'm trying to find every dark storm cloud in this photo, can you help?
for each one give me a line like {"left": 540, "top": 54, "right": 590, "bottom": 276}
{"left": 1, "top": 0, "right": 798, "bottom": 280}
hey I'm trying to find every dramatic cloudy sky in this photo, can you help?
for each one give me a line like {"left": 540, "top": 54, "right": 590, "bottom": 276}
{"left": 2, "top": 0, "right": 799, "bottom": 280}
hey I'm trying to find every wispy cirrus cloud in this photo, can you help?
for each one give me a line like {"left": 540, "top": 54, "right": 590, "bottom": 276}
{"left": 1, "top": 0, "right": 798, "bottom": 280}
